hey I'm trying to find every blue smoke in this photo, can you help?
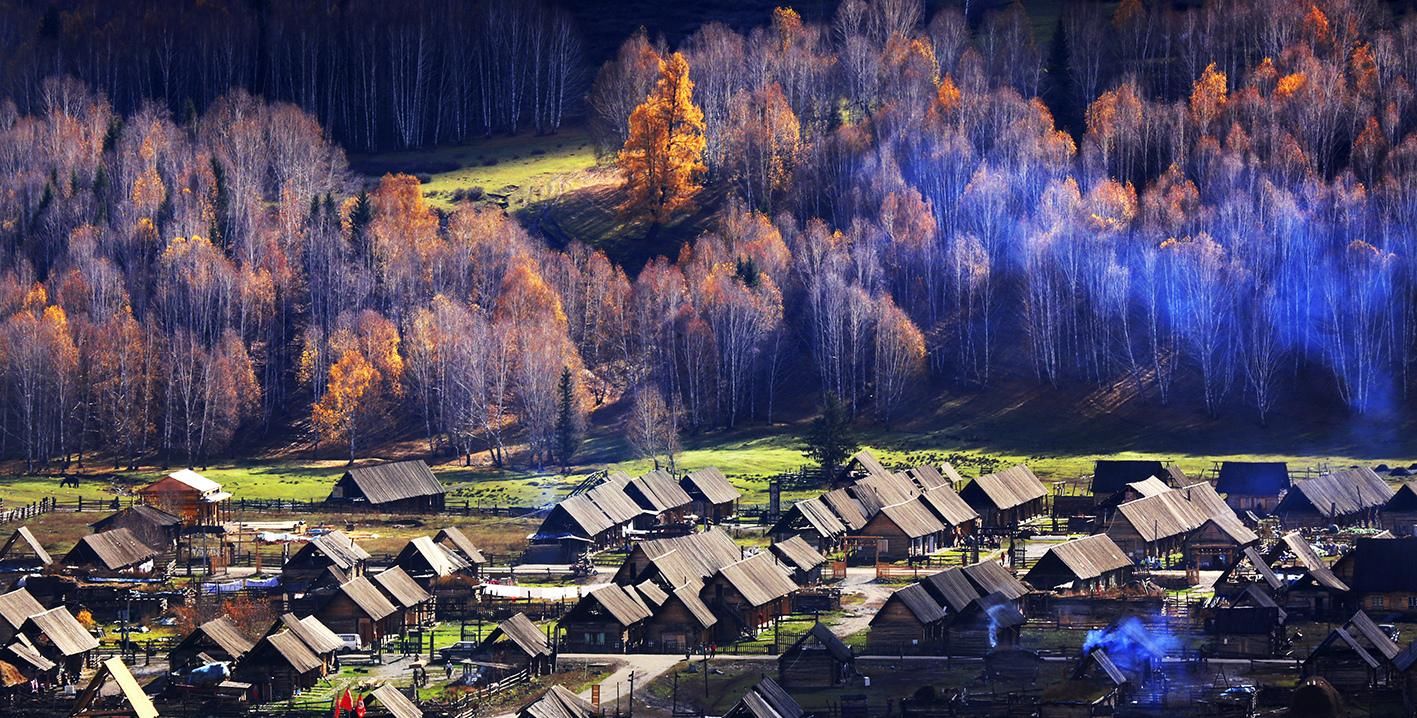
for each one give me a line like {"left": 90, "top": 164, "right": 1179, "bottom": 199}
{"left": 1082, "top": 615, "right": 1177, "bottom": 677}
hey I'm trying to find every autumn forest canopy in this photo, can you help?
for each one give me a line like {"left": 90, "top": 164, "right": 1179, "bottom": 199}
{"left": 2, "top": 0, "right": 1417, "bottom": 473}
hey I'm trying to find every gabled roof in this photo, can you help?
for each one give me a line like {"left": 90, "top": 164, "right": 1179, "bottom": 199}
{"left": 91, "top": 505, "right": 181, "bottom": 530}
{"left": 549, "top": 495, "right": 616, "bottom": 538}
{"left": 633, "top": 528, "right": 742, "bottom": 587}
{"left": 5, "top": 636, "right": 54, "bottom": 672}
{"left": 66, "top": 528, "right": 158, "bottom": 571}
{"left": 305, "top": 531, "right": 371, "bottom": 570}
{"left": 1276, "top": 468, "right": 1394, "bottom": 518}
{"left": 76, "top": 657, "right": 158, "bottom": 718}
{"left": 578, "top": 585, "right": 653, "bottom": 625}
{"left": 1217, "top": 461, "right": 1289, "bottom": 496}
{"left": 369, "top": 684, "right": 424, "bottom": 718}
{"left": 1086, "top": 649, "right": 1128, "bottom": 686}
{"left": 334, "top": 577, "right": 398, "bottom": 620}
{"left": 278, "top": 613, "right": 343, "bottom": 655}
{"left": 0, "top": 588, "right": 43, "bottom": 630}
{"left": 962, "top": 560, "right": 1029, "bottom": 601}
{"left": 152, "top": 469, "right": 223, "bottom": 495}
{"left": 965, "top": 466, "right": 1047, "bottom": 510}
{"left": 879, "top": 583, "right": 948, "bottom": 625}
{"left": 1345, "top": 610, "right": 1400, "bottom": 663}
{"left": 185, "top": 615, "right": 256, "bottom": 659}
{"left": 848, "top": 450, "right": 892, "bottom": 479}
{"left": 785, "top": 622, "right": 852, "bottom": 663}
{"left": 1308, "top": 627, "right": 1380, "bottom": 669}
{"left": 849, "top": 473, "right": 919, "bottom": 515}
{"left": 774, "top": 497, "right": 848, "bottom": 539}
{"left": 918, "top": 486, "right": 980, "bottom": 527}
{"left": 921, "top": 567, "right": 981, "bottom": 613}
{"left": 770, "top": 536, "right": 826, "bottom": 573}
{"left": 730, "top": 676, "right": 804, "bottom": 718}
{"left": 24, "top": 607, "right": 99, "bottom": 655}
{"left": 681, "top": 467, "right": 741, "bottom": 505}
{"left": 905, "top": 465, "right": 951, "bottom": 491}
{"left": 434, "top": 527, "right": 487, "bottom": 564}
{"left": 820, "top": 489, "right": 869, "bottom": 531}
{"left": 1232, "top": 583, "right": 1288, "bottom": 623}
{"left": 485, "top": 613, "right": 552, "bottom": 658}
{"left": 1235, "top": 546, "right": 1283, "bottom": 590}
{"left": 1127, "top": 477, "right": 1172, "bottom": 498}
{"left": 1387, "top": 483, "right": 1417, "bottom": 512}
{"left": 399, "top": 536, "right": 472, "bottom": 578}
{"left": 626, "top": 470, "right": 694, "bottom": 513}
{"left": 972, "top": 591, "right": 1026, "bottom": 628}
{"left": 1280, "top": 532, "right": 1349, "bottom": 592}
{"left": 373, "top": 566, "right": 432, "bottom": 608}
{"left": 263, "top": 629, "right": 322, "bottom": 673}
{"left": 715, "top": 553, "right": 798, "bottom": 607}
{"left": 586, "top": 482, "right": 648, "bottom": 524}
{"left": 872, "top": 499, "right": 946, "bottom": 539}
{"left": 1034, "top": 535, "right": 1131, "bottom": 581}
{"left": 1092, "top": 460, "right": 1169, "bottom": 495}
{"left": 1112, "top": 491, "right": 1208, "bottom": 542}
{"left": 1180, "top": 482, "right": 1258, "bottom": 545}
{"left": 0, "top": 527, "right": 52, "bottom": 565}
{"left": 667, "top": 586, "right": 718, "bottom": 629}
{"left": 340, "top": 460, "right": 444, "bottom": 504}
{"left": 1339, "top": 537, "right": 1417, "bottom": 593}
{"left": 521, "top": 685, "right": 595, "bottom": 718}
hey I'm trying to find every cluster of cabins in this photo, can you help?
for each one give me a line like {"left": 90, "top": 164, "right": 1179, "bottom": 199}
{"left": 866, "top": 559, "right": 1030, "bottom": 656}
{"left": 557, "top": 528, "right": 826, "bottom": 652}
{"left": 770, "top": 451, "right": 1047, "bottom": 561}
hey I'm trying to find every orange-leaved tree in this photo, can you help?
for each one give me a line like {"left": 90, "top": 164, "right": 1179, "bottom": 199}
{"left": 618, "top": 51, "right": 707, "bottom": 224}
{"left": 312, "top": 349, "right": 380, "bottom": 464}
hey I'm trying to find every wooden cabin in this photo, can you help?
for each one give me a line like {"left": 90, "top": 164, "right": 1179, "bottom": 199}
{"left": 519, "top": 685, "right": 595, "bottom": 718}
{"left": 1216, "top": 461, "right": 1289, "bottom": 515}
{"left": 947, "top": 591, "right": 1026, "bottom": 656}
{"left": 858, "top": 498, "right": 947, "bottom": 560}
{"left": 680, "top": 467, "right": 741, "bottom": 523}
{"left": 138, "top": 469, "right": 230, "bottom": 527}
{"left": 867, "top": 583, "right": 947, "bottom": 655}
{"left": 236, "top": 630, "right": 322, "bottom": 702}
{"left": 395, "top": 536, "right": 472, "bottom": 589}
{"left": 280, "top": 530, "right": 370, "bottom": 596}
{"left": 1025, "top": 534, "right": 1132, "bottom": 593}
{"left": 611, "top": 528, "right": 742, "bottom": 587}
{"left": 21, "top": 606, "right": 99, "bottom": 677}
{"left": 0, "top": 527, "right": 52, "bottom": 574}
{"left": 1090, "top": 460, "right": 1184, "bottom": 502}
{"left": 638, "top": 583, "right": 717, "bottom": 653}
{"left": 703, "top": 552, "right": 798, "bottom": 642}
{"left": 62, "top": 528, "right": 160, "bottom": 576}
{"left": 1384, "top": 483, "right": 1417, "bottom": 536}
{"left": 327, "top": 460, "right": 445, "bottom": 513}
{"left": 312, "top": 576, "right": 399, "bottom": 648}
{"left": 0, "top": 588, "right": 44, "bottom": 645}
{"left": 169, "top": 615, "right": 255, "bottom": 673}
{"left": 1103, "top": 490, "right": 1208, "bottom": 563}
{"left": 558, "top": 584, "right": 652, "bottom": 653}
{"left": 1177, "top": 481, "right": 1259, "bottom": 569}
{"left": 366, "top": 684, "right": 425, "bottom": 718}
{"left": 1274, "top": 468, "right": 1392, "bottom": 529}
{"left": 1041, "top": 650, "right": 1127, "bottom": 718}
{"left": 270, "top": 613, "right": 342, "bottom": 675}
{"left": 845, "top": 449, "right": 893, "bottom": 482}
{"left": 921, "top": 567, "right": 982, "bottom": 619}
{"left": 961, "top": 560, "right": 1030, "bottom": 607}
{"left": 917, "top": 485, "right": 980, "bottom": 543}
{"left": 434, "top": 527, "right": 487, "bottom": 576}
{"left": 475, "top": 613, "right": 553, "bottom": 682}
{"left": 90, "top": 506, "right": 181, "bottom": 552}
{"left": 768, "top": 497, "right": 847, "bottom": 551}
{"left": 778, "top": 622, "right": 854, "bottom": 687}
{"left": 1272, "top": 532, "right": 1350, "bottom": 618}
{"left": 770, "top": 536, "right": 827, "bottom": 585}
{"left": 1204, "top": 584, "right": 1288, "bottom": 657}
{"left": 529, "top": 487, "right": 639, "bottom": 562}
{"left": 372, "top": 565, "right": 434, "bottom": 629}
{"left": 959, "top": 466, "right": 1047, "bottom": 528}
{"left": 1332, "top": 536, "right": 1417, "bottom": 617}
{"left": 624, "top": 469, "right": 693, "bottom": 526}
{"left": 1303, "top": 627, "right": 1381, "bottom": 690}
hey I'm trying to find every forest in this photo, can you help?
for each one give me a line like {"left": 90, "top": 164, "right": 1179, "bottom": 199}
{"left": 2, "top": 0, "right": 1417, "bottom": 472}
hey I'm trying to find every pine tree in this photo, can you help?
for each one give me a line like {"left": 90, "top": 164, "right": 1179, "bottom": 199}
{"left": 554, "top": 367, "right": 581, "bottom": 473}
{"left": 801, "top": 393, "right": 859, "bottom": 484}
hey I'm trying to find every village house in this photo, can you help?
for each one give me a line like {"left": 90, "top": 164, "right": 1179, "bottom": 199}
{"left": 236, "top": 629, "right": 322, "bottom": 702}
{"left": 905, "top": 463, "right": 968, "bottom": 492}
{"left": 327, "top": 459, "right": 446, "bottom": 513}
{"left": 1204, "top": 583, "right": 1289, "bottom": 657}
{"left": 1025, "top": 534, "right": 1133, "bottom": 593}
{"left": 280, "top": 530, "right": 370, "bottom": 596}
{"left": 917, "top": 485, "right": 981, "bottom": 542}
{"left": 434, "top": 527, "right": 488, "bottom": 574}
{"left": 1177, "top": 481, "right": 1259, "bottom": 569}
{"left": 1269, "top": 532, "right": 1350, "bottom": 617}
{"left": 778, "top": 622, "right": 854, "bottom": 688}
{"left": 611, "top": 528, "right": 742, "bottom": 588}
{"left": 372, "top": 565, "right": 434, "bottom": 629}
{"left": 1103, "top": 489, "right": 1209, "bottom": 563}
{"left": 770, "top": 536, "right": 827, "bottom": 585}
{"left": 680, "top": 467, "right": 742, "bottom": 523}
{"left": 395, "top": 535, "right": 473, "bottom": 589}
{"left": 168, "top": 615, "right": 256, "bottom": 673}
{"left": 21, "top": 606, "right": 99, "bottom": 678}
{"left": 530, "top": 489, "right": 632, "bottom": 562}
{"left": 0, "top": 527, "right": 52, "bottom": 575}
{"left": 703, "top": 552, "right": 799, "bottom": 642}
{"left": 1332, "top": 536, "right": 1417, "bottom": 617}
{"left": 0, "top": 588, "right": 44, "bottom": 645}
{"left": 866, "top": 582, "right": 948, "bottom": 654}
{"left": 959, "top": 465, "right": 1048, "bottom": 528}
{"left": 947, "top": 590, "right": 1027, "bottom": 656}
{"left": 768, "top": 497, "right": 848, "bottom": 551}
{"left": 624, "top": 469, "right": 694, "bottom": 528}
{"left": 1216, "top": 461, "right": 1290, "bottom": 515}
{"left": 518, "top": 685, "right": 595, "bottom": 718}
{"left": 845, "top": 449, "right": 893, "bottom": 482}
{"left": 637, "top": 582, "right": 717, "bottom": 653}
{"left": 558, "top": 584, "right": 653, "bottom": 653}
{"left": 1384, "top": 483, "right": 1417, "bottom": 536}
{"left": 312, "top": 576, "right": 400, "bottom": 649}
{"left": 475, "top": 612, "right": 554, "bottom": 683}
{"left": 270, "top": 613, "right": 343, "bottom": 675}
{"left": 365, "top": 684, "right": 425, "bottom": 718}
{"left": 62, "top": 528, "right": 161, "bottom": 576}
{"left": 725, "top": 676, "right": 805, "bottom": 718}
{"left": 1273, "top": 468, "right": 1393, "bottom": 529}
{"left": 71, "top": 657, "right": 158, "bottom": 718}
{"left": 857, "top": 498, "right": 948, "bottom": 560}
{"left": 90, "top": 506, "right": 182, "bottom": 552}
{"left": 961, "top": 559, "right": 1030, "bottom": 606}
{"left": 1303, "top": 626, "right": 1382, "bottom": 690}
{"left": 138, "top": 469, "right": 230, "bottom": 528}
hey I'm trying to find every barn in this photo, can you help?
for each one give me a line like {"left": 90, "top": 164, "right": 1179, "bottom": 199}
{"left": 327, "top": 460, "right": 446, "bottom": 513}
{"left": 1216, "top": 461, "right": 1289, "bottom": 515}
{"left": 959, "top": 466, "right": 1047, "bottom": 528}
{"left": 137, "top": 469, "right": 230, "bottom": 527}
{"left": 778, "top": 622, "right": 853, "bottom": 688}
{"left": 680, "top": 467, "right": 741, "bottom": 523}
{"left": 62, "top": 528, "right": 160, "bottom": 575}
{"left": 90, "top": 506, "right": 182, "bottom": 552}
{"left": 1273, "top": 468, "right": 1393, "bottom": 529}
{"left": 1025, "top": 534, "right": 1133, "bottom": 593}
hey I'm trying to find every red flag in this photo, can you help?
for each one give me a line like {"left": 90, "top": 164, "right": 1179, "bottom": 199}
{"left": 353, "top": 695, "right": 366, "bottom": 718}
{"left": 335, "top": 688, "right": 355, "bottom": 717}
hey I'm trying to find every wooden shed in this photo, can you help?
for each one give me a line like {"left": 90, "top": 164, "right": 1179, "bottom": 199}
{"left": 0, "top": 588, "right": 44, "bottom": 645}
{"left": 917, "top": 485, "right": 980, "bottom": 542}
{"left": 1216, "top": 461, "right": 1289, "bottom": 515}
{"left": 947, "top": 590, "right": 1026, "bottom": 656}
{"left": 372, "top": 565, "right": 434, "bottom": 629}
{"left": 559, "top": 584, "right": 652, "bottom": 653}
{"left": 21, "top": 606, "right": 99, "bottom": 677}
{"left": 1274, "top": 468, "right": 1393, "bottom": 529}
{"left": 62, "top": 528, "right": 160, "bottom": 575}
{"left": 867, "top": 582, "right": 947, "bottom": 655}
{"left": 1178, "top": 481, "right": 1259, "bottom": 569}
{"left": 90, "top": 506, "right": 182, "bottom": 552}
{"left": 312, "top": 576, "right": 400, "bottom": 648}
{"left": 778, "top": 622, "right": 853, "bottom": 687}
{"left": 1384, "top": 483, "right": 1417, "bottom": 536}
{"left": 236, "top": 629, "right": 322, "bottom": 702}
{"left": 680, "top": 467, "right": 741, "bottom": 523}
{"left": 1025, "top": 534, "right": 1132, "bottom": 593}
{"left": 770, "top": 536, "right": 827, "bottom": 585}
{"left": 280, "top": 530, "right": 370, "bottom": 596}
{"left": 638, "top": 583, "right": 717, "bottom": 653}
{"left": 1303, "top": 626, "right": 1381, "bottom": 690}
{"left": 138, "top": 469, "right": 230, "bottom": 527}
{"left": 475, "top": 612, "right": 553, "bottom": 681}
{"left": 704, "top": 552, "right": 798, "bottom": 642}
{"left": 169, "top": 615, "right": 256, "bottom": 672}
{"left": 434, "top": 527, "right": 487, "bottom": 574}
{"left": 611, "top": 528, "right": 741, "bottom": 587}
{"left": 959, "top": 466, "right": 1047, "bottom": 528}
{"left": 625, "top": 469, "right": 694, "bottom": 526}
{"left": 0, "top": 527, "right": 52, "bottom": 572}
{"left": 768, "top": 497, "right": 847, "bottom": 551}
{"left": 1272, "top": 532, "right": 1350, "bottom": 617}
{"left": 328, "top": 460, "right": 445, "bottom": 513}
{"left": 395, "top": 536, "right": 473, "bottom": 589}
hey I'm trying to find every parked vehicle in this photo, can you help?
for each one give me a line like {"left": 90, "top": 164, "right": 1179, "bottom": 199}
{"left": 335, "top": 634, "right": 364, "bottom": 653}
{"left": 437, "top": 640, "right": 480, "bottom": 663}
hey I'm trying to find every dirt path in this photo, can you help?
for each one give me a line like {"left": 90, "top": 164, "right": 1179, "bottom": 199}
{"left": 829, "top": 566, "right": 894, "bottom": 638}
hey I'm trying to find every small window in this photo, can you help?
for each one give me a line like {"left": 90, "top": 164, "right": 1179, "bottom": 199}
{"left": 1370, "top": 595, "right": 1386, "bottom": 609}
{"left": 1408, "top": 596, "right": 1417, "bottom": 610}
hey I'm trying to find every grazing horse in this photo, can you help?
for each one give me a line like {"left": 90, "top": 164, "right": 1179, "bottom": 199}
{"left": 58, "top": 475, "right": 80, "bottom": 489}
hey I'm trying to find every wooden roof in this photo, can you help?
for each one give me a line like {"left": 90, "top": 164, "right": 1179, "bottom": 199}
{"left": 775, "top": 497, "right": 848, "bottom": 539}
{"left": 1091, "top": 460, "right": 1169, "bottom": 495}
{"left": 339, "top": 460, "right": 444, "bottom": 504}
{"left": 579, "top": 585, "right": 652, "bottom": 626}
{"left": 146, "top": 469, "right": 222, "bottom": 495}
{"left": 1276, "top": 468, "right": 1394, "bottom": 518}
{"left": 820, "top": 489, "right": 869, "bottom": 531}
{"left": 277, "top": 613, "right": 343, "bottom": 655}
{"left": 373, "top": 566, "right": 432, "bottom": 608}
{"left": 783, "top": 622, "right": 852, "bottom": 663}
{"left": 263, "top": 629, "right": 322, "bottom": 673}
{"left": 369, "top": 684, "right": 424, "bottom": 718}
{"left": 966, "top": 466, "right": 1047, "bottom": 510}
{"left": 1032, "top": 535, "right": 1132, "bottom": 581}
{"left": 73, "top": 657, "right": 157, "bottom": 718}
{"left": 1346, "top": 610, "right": 1400, "bottom": 663}
{"left": 0, "top": 527, "right": 52, "bottom": 565}
{"left": 185, "top": 616, "right": 256, "bottom": 659}
{"left": 849, "top": 473, "right": 919, "bottom": 515}
{"left": 877, "top": 583, "right": 947, "bottom": 625}
{"left": 918, "top": 485, "right": 979, "bottom": 527}
{"left": 1280, "top": 532, "right": 1349, "bottom": 592}
{"left": 681, "top": 467, "right": 741, "bottom": 505}
{"left": 1113, "top": 491, "right": 1209, "bottom": 542}
{"left": 631, "top": 528, "right": 742, "bottom": 587}
{"left": 715, "top": 552, "right": 798, "bottom": 607}
{"left": 962, "top": 560, "right": 1029, "bottom": 601}
{"left": 25, "top": 606, "right": 99, "bottom": 656}
{"left": 626, "top": 469, "right": 693, "bottom": 513}
{"left": 904, "top": 465, "right": 951, "bottom": 491}
{"left": 847, "top": 450, "right": 892, "bottom": 479}
{"left": 770, "top": 536, "right": 826, "bottom": 573}
{"left": 305, "top": 531, "right": 372, "bottom": 570}
{"left": 585, "top": 482, "right": 647, "bottom": 525}
{"left": 1179, "top": 482, "right": 1258, "bottom": 545}
{"left": 1307, "top": 627, "right": 1380, "bottom": 670}
{"left": 67, "top": 528, "right": 158, "bottom": 570}
{"left": 873, "top": 499, "right": 946, "bottom": 539}
{"left": 669, "top": 585, "right": 718, "bottom": 629}
{"left": 399, "top": 536, "right": 472, "bottom": 577}
{"left": 1127, "top": 477, "right": 1172, "bottom": 498}
{"left": 520, "top": 685, "right": 595, "bottom": 718}
{"left": 335, "top": 576, "right": 398, "bottom": 620}
{"left": 434, "top": 527, "right": 487, "bottom": 564}
{"left": 91, "top": 505, "right": 181, "bottom": 530}
{"left": 921, "top": 568, "right": 981, "bottom": 613}
{"left": 484, "top": 612, "right": 552, "bottom": 658}
{"left": 730, "top": 676, "right": 804, "bottom": 718}
{"left": 0, "top": 588, "right": 43, "bottom": 630}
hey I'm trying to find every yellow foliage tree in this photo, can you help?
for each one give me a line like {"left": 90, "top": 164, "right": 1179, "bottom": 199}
{"left": 312, "top": 349, "right": 380, "bottom": 464}
{"left": 618, "top": 52, "right": 707, "bottom": 223}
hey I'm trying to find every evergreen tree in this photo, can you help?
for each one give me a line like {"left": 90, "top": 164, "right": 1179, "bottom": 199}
{"left": 555, "top": 367, "right": 581, "bottom": 472}
{"left": 801, "top": 393, "right": 859, "bottom": 484}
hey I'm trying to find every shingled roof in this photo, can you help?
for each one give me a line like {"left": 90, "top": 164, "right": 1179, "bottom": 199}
{"left": 728, "top": 676, "right": 804, "bottom": 718}
{"left": 962, "top": 560, "right": 1029, "bottom": 600}
{"left": 965, "top": 466, "right": 1047, "bottom": 511}
{"left": 373, "top": 566, "right": 432, "bottom": 608}
{"left": 626, "top": 469, "right": 693, "bottom": 513}
{"left": 335, "top": 576, "right": 398, "bottom": 620}
{"left": 24, "top": 607, "right": 99, "bottom": 656}
{"left": 369, "top": 684, "right": 424, "bottom": 718}
{"left": 922, "top": 567, "right": 982, "bottom": 613}
{"left": 184, "top": 616, "right": 256, "bottom": 659}
{"left": 578, "top": 584, "right": 653, "bottom": 625}
{"left": 307, "top": 531, "right": 372, "bottom": 569}
{"left": 770, "top": 536, "right": 826, "bottom": 573}
{"left": 847, "top": 450, "right": 892, "bottom": 479}
{"left": 872, "top": 499, "right": 946, "bottom": 539}
{"left": 263, "top": 629, "right": 322, "bottom": 673}
{"left": 277, "top": 613, "right": 343, "bottom": 655}
{"left": 65, "top": 528, "right": 158, "bottom": 571}
{"left": 820, "top": 489, "right": 869, "bottom": 531}
{"left": 774, "top": 497, "right": 849, "bottom": 540}
{"left": 918, "top": 485, "right": 979, "bottom": 527}
{"left": 877, "top": 583, "right": 948, "bottom": 624}
{"left": 0, "top": 588, "right": 43, "bottom": 631}
{"left": 338, "top": 460, "right": 444, "bottom": 504}
{"left": 849, "top": 473, "right": 919, "bottom": 515}
{"left": 398, "top": 536, "right": 472, "bottom": 578}
{"left": 629, "top": 528, "right": 742, "bottom": 587}
{"left": 1112, "top": 490, "right": 1209, "bottom": 542}
{"left": 681, "top": 467, "right": 741, "bottom": 505}
{"left": 715, "top": 552, "right": 798, "bottom": 607}
{"left": 1179, "top": 482, "right": 1258, "bottom": 545}
{"left": 484, "top": 612, "right": 552, "bottom": 658}
{"left": 1031, "top": 535, "right": 1132, "bottom": 582}
{"left": 1275, "top": 468, "right": 1394, "bottom": 518}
